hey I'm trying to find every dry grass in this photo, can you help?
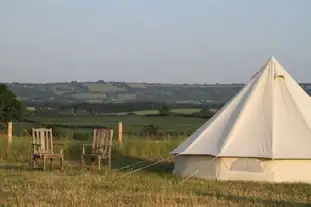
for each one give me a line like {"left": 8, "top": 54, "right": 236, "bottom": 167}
{"left": 1, "top": 136, "right": 311, "bottom": 206}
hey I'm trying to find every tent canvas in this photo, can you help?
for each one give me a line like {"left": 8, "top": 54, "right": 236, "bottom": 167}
{"left": 171, "top": 57, "right": 311, "bottom": 183}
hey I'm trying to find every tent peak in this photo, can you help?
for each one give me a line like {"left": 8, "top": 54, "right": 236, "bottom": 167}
{"left": 268, "top": 56, "right": 279, "bottom": 64}
{"left": 171, "top": 57, "right": 311, "bottom": 159}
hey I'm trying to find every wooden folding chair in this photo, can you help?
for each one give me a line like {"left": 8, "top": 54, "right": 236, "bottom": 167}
{"left": 81, "top": 128, "right": 113, "bottom": 170}
{"left": 32, "top": 128, "right": 64, "bottom": 171}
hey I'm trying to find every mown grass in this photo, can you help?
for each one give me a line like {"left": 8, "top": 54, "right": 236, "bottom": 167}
{"left": 1, "top": 136, "right": 311, "bottom": 206}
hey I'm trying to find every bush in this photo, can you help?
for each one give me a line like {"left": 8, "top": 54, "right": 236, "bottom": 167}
{"left": 192, "top": 108, "right": 214, "bottom": 118}
{"left": 158, "top": 105, "right": 171, "bottom": 116}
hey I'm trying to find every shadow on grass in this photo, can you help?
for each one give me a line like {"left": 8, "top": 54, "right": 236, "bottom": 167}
{"left": 0, "top": 162, "right": 48, "bottom": 173}
{"left": 0, "top": 163, "right": 28, "bottom": 170}
{"left": 59, "top": 139, "right": 174, "bottom": 173}
{"left": 63, "top": 141, "right": 174, "bottom": 175}
{"left": 110, "top": 153, "right": 174, "bottom": 176}
{"left": 196, "top": 191, "right": 310, "bottom": 206}
{"left": 0, "top": 159, "right": 65, "bottom": 172}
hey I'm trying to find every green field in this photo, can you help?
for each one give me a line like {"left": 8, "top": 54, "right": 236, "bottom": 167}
{"left": 117, "top": 93, "right": 137, "bottom": 101}
{"left": 0, "top": 136, "right": 310, "bottom": 206}
{"left": 21, "top": 115, "right": 207, "bottom": 133}
{"left": 83, "top": 83, "right": 127, "bottom": 93}
{"left": 127, "top": 83, "right": 147, "bottom": 88}
{"left": 72, "top": 93, "right": 107, "bottom": 99}
{"left": 106, "top": 108, "right": 203, "bottom": 115}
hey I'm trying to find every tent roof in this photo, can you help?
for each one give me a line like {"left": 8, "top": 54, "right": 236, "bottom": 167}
{"left": 171, "top": 57, "right": 311, "bottom": 159}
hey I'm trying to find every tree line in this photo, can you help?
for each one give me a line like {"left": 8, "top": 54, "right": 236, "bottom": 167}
{"left": 0, "top": 83, "right": 221, "bottom": 126}
{"left": 0, "top": 84, "right": 23, "bottom": 128}
{"left": 24, "top": 101, "right": 223, "bottom": 116}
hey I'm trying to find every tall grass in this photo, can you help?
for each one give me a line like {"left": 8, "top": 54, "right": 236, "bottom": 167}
{"left": 0, "top": 135, "right": 181, "bottom": 162}
{"left": 1, "top": 135, "right": 311, "bottom": 206}
{"left": 0, "top": 136, "right": 32, "bottom": 162}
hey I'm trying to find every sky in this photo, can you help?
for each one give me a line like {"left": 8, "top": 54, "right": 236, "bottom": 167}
{"left": 0, "top": 0, "right": 310, "bottom": 84}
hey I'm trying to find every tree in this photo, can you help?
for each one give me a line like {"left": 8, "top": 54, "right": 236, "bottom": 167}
{"left": 198, "top": 107, "right": 214, "bottom": 118}
{"left": 158, "top": 104, "right": 171, "bottom": 116}
{"left": 0, "top": 84, "right": 23, "bottom": 128}
{"left": 88, "top": 107, "right": 94, "bottom": 115}
{"left": 200, "top": 107, "right": 210, "bottom": 114}
{"left": 72, "top": 105, "right": 77, "bottom": 115}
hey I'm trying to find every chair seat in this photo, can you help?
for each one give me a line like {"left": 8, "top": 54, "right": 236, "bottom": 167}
{"left": 82, "top": 153, "right": 108, "bottom": 159}
{"left": 80, "top": 128, "right": 113, "bottom": 170}
{"left": 32, "top": 128, "right": 64, "bottom": 171}
{"left": 33, "top": 153, "right": 61, "bottom": 159}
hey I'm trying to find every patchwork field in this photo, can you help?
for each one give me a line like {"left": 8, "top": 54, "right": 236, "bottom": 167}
{"left": 0, "top": 136, "right": 311, "bottom": 206}
{"left": 6, "top": 82, "right": 245, "bottom": 103}
{"left": 72, "top": 93, "right": 107, "bottom": 99}
{"left": 18, "top": 114, "right": 207, "bottom": 134}
{"left": 83, "top": 83, "right": 128, "bottom": 93}
{"left": 7, "top": 82, "right": 311, "bottom": 104}
{"left": 106, "top": 108, "right": 203, "bottom": 115}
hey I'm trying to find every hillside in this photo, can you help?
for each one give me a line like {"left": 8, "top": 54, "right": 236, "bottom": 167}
{"left": 6, "top": 81, "right": 311, "bottom": 104}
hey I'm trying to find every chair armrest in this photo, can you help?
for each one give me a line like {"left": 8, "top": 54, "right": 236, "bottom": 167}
{"left": 82, "top": 144, "right": 92, "bottom": 154}
{"left": 53, "top": 143, "right": 64, "bottom": 154}
{"left": 32, "top": 143, "right": 41, "bottom": 150}
{"left": 32, "top": 143, "right": 41, "bottom": 154}
{"left": 53, "top": 143, "right": 64, "bottom": 146}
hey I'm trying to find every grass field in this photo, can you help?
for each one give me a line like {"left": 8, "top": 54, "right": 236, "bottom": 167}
{"left": 106, "top": 108, "right": 202, "bottom": 115}
{"left": 72, "top": 93, "right": 107, "bottom": 99}
{"left": 21, "top": 114, "right": 206, "bottom": 133}
{"left": 83, "top": 83, "right": 127, "bottom": 93}
{"left": 127, "top": 83, "right": 147, "bottom": 88}
{"left": 117, "top": 93, "right": 137, "bottom": 101}
{"left": 1, "top": 136, "right": 311, "bottom": 206}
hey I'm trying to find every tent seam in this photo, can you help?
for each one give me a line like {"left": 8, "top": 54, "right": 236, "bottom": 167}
{"left": 219, "top": 69, "right": 265, "bottom": 156}
{"left": 283, "top": 80, "right": 311, "bottom": 132}
{"left": 271, "top": 61, "right": 275, "bottom": 160}
{"left": 177, "top": 82, "right": 255, "bottom": 155}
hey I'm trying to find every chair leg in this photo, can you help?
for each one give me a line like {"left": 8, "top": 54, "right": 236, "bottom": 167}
{"left": 80, "top": 155, "right": 85, "bottom": 169}
{"left": 108, "top": 155, "right": 111, "bottom": 171}
{"left": 32, "top": 156, "right": 36, "bottom": 169}
{"left": 60, "top": 156, "right": 64, "bottom": 170}
{"left": 98, "top": 156, "right": 101, "bottom": 170}
{"left": 108, "top": 147, "right": 112, "bottom": 174}
{"left": 91, "top": 158, "right": 95, "bottom": 170}
{"left": 43, "top": 156, "right": 46, "bottom": 172}
{"left": 50, "top": 159, "right": 53, "bottom": 171}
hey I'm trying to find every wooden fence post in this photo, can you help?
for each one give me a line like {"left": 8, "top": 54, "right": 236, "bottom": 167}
{"left": 8, "top": 122, "right": 12, "bottom": 147}
{"left": 118, "top": 122, "right": 123, "bottom": 145}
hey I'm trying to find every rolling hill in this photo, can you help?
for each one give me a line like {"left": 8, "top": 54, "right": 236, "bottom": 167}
{"left": 5, "top": 81, "right": 311, "bottom": 104}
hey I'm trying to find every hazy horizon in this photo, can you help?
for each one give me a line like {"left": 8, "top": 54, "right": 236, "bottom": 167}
{"left": 1, "top": 0, "right": 310, "bottom": 84}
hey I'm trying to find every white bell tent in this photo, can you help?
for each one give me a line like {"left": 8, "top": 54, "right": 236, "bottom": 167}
{"left": 171, "top": 57, "right": 311, "bottom": 183}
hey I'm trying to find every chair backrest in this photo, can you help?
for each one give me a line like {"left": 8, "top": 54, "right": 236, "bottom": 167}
{"left": 92, "top": 128, "right": 113, "bottom": 155}
{"left": 32, "top": 128, "right": 53, "bottom": 154}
